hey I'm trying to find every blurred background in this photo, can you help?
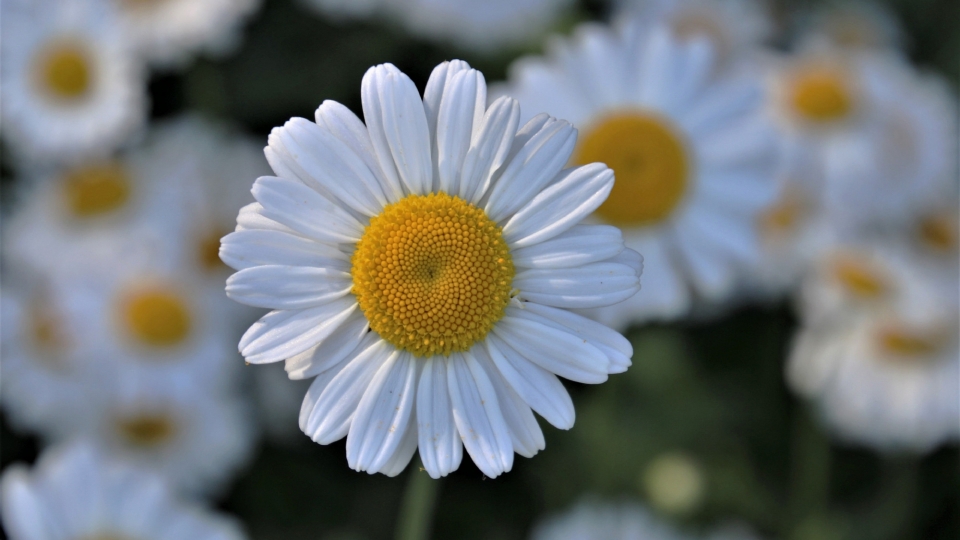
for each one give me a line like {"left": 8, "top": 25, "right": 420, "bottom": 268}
{"left": 1, "top": 0, "right": 957, "bottom": 539}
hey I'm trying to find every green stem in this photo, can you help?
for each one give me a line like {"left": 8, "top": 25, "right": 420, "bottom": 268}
{"left": 395, "top": 460, "right": 440, "bottom": 540}
{"left": 787, "top": 404, "right": 833, "bottom": 528}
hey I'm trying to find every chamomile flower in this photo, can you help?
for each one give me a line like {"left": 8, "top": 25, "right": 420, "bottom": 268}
{"left": 222, "top": 60, "right": 642, "bottom": 478}
{"left": 1, "top": 443, "right": 246, "bottom": 540}
{"left": 0, "top": 0, "right": 147, "bottom": 164}
{"left": 614, "top": 0, "right": 773, "bottom": 68}
{"left": 71, "top": 381, "right": 255, "bottom": 496}
{"left": 788, "top": 249, "right": 959, "bottom": 452}
{"left": 110, "top": 0, "right": 262, "bottom": 68}
{"left": 502, "top": 23, "right": 778, "bottom": 327}
{"left": 819, "top": 56, "right": 957, "bottom": 232}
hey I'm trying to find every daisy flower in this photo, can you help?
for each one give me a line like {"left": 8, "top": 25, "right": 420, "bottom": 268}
{"left": 0, "top": 0, "right": 147, "bottom": 164}
{"left": 501, "top": 22, "right": 779, "bottom": 327}
{"left": 298, "top": 0, "right": 574, "bottom": 53}
{"left": 222, "top": 60, "right": 642, "bottom": 478}
{"left": 1, "top": 443, "right": 246, "bottom": 540}
{"left": 819, "top": 56, "right": 957, "bottom": 232}
{"left": 531, "top": 498, "right": 762, "bottom": 540}
{"left": 110, "top": 0, "right": 262, "bottom": 68}
{"left": 613, "top": 0, "right": 773, "bottom": 69}
{"left": 788, "top": 246, "right": 959, "bottom": 452}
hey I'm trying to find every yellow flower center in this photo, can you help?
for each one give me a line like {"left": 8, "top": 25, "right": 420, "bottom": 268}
{"left": 118, "top": 0, "right": 171, "bottom": 11}
{"left": 351, "top": 193, "right": 514, "bottom": 357}
{"left": 876, "top": 327, "right": 946, "bottom": 360}
{"left": 63, "top": 162, "right": 132, "bottom": 218}
{"left": 789, "top": 67, "right": 855, "bottom": 123}
{"left": 121, "top": 289, "right": 192, "bottom": 348}
{"left": 198, "top": 228, "right": 229, "bottom": 272}
{"left": 35, "top": 42, "right": 92, "bottom": 100}
{"left": 575, "top": 112, "right": 690, "bottom": 227}
{"left": 116, "top": 413, "right": 177, "bottom": 447}
{"left": 832, "top": 257, "right": 887, "bottom": 299}
{"left": 759, "top": 186, "right": 807, "bottom": 235}
{"left": 918, "top": 214, "right": 957, "bottom": 252}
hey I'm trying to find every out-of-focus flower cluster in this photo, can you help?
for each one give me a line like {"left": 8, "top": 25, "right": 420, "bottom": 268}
{"left": 0, "top": 0, "right": 956, "bottom": 538}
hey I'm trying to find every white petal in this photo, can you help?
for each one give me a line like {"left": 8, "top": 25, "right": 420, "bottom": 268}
{"left": 484, "top": 117, "right": 577, "bottom": 223}
{"left": 472, "top": 346, "right": 544, "bottom": 458}
{"left": 511, "top": 224, "right": 624, "bottom": 269}
{"left": 347, "top": 352, "right": 419, "bottom": 474}
{"left": 417, "top": 357, "right": 463, "bottom": 479}
{"left": 251, "top": 176, "right": 363, "bottom": 243}
{"left": 486, "top": 334, "right": 575, "bottom": 429}
{"left": 379, "top": 410, "right": 419, "bottom": 477}
{"left": 301, "top": 336, "right": 395, "bottom": 444}
{"left": 220, "top": 229, "right": 347, "bottom": 271}
{"left": 298, "top": 356, "right": 353, "bottom": 433}
{"left": 673, "top": 231, "right": 736, "bottom": 300}
{"left": 235, "top": 202, "right": 295, "bottom": 233}
{"left": 514, "top": 263, "right": 640, "bottom": 309}
{"left": 513, "top": 303, "right": 632, "bottom": 375}
{"left": 362, "top": 64, "right": 433, "bottom": 196}
{"left": 0, "top": 469, "right": 48, "bottom": 540}
{"left": 314, "top": 100, "right": 394, "bottom": 202}
{"left": 226, "top": 266, "right": 352, "bottom": 309}
{"left": 458, "top": 96, "right": 521, "bottom": 204}
{"left": 285, "top": 310, "right": 369, "bottom": 380}
{"left": 492, "top": 315, "right": 609, "bottom": 384}
{"left": 447, "top": 352, "right": 514, "bottom": 478}
{"left": 501, "top": 163, "right": 613, "bottom": 248}
{"left": 424, "top": 60, "right": 473, "bottom": 191}
{"left": 275, "top": 118, "right": 388, "bottom": 216}
{"left": 436, "top": 69, "right": 486, "bottom": 196}
{"left": 238, "top": 298, "right": 358, "bottom": 364}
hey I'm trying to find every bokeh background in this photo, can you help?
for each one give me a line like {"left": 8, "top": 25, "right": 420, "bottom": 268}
{"left": 1, "top": 0, "right": 958, "bottom": 539}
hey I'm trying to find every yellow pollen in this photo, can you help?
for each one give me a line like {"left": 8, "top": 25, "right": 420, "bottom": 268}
{"left": 121, "top": 289, "right": 192, "bottom": 348}
{"left": 918, "top": 214, "right": 957, "bottom": 252}
{"left": 351, "top": 192, "right": 514, "bottom": 357}
{"left": 63, "top": 161, "right": 132, "bottom": 217}
{"left": 35, "top": 43, "right": 92, "bottom": 100}
{"left": 759, "top": 187, "right": 806, "bottom": 234}
{"left": 877, "top": 327, "right": 944, "bottom": 359}
{"left": 116, "top": 414, "right": 177, "bottom": 447}
{"left": 790, "top": 67, "right": 854, "bottom": 122}
{"left": 575, "top": 112, "right": 689, "bottom": 227}
{"left": 198, "top": 228, "right": 229, "bottom": 272}
{"left": 832, "top": 257, "right": 887, "bottom": 299}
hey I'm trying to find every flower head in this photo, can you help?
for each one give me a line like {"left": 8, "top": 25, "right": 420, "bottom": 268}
{"left": 222, "top": 60, "right": 643, "bottom": 478}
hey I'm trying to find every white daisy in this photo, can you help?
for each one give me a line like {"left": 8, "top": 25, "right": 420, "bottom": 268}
{"left": 613, "top": 0, "right": 774, "bottom": 69}
{"left": 298, "top": 0, "right": 574, "bottom": 52}
{"left": 819, "top": 55, "right": 957, "bottom": 232}
{"left": 49, "top": 371, "right": 256, "bottom": 496}
{"left": 110, "top": 0, "right": 262, "bottom": 68}
{"left": 501, "top": 22, "right": 779, "bottom": 327}
{"left": 795, "top": 0, "right": 904, "bottom": 53}
{"left": 1, "top": 443, "right": 246, "bottom": 540}
{"left": 0, "top": 0, "right": 147, "bottom": 165}
{"left": 788, "top": 247, "right": 959, "bottom": 452}
{"left": 531, "top": 498, "right": 762, "bottom": 540}
{"left": 222, "top": 60, "right": 642, "bottom": 478}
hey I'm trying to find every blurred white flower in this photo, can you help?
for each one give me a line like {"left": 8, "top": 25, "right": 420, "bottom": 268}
{"left": 642, "top": 451, "right": 706, "bottom": 515}
{"left": 0, "top": 443, "right": 246, "bottom": 540}
{"left": 795, "top": 0, "right": 904, "bottom": 52}
{"left": 109, "top": 0, "right": 262, "bottom": 68}
{"left": 299, "top": 0, "right": 573, "bottom": 52}
{"left": 501, "top": 22, "right": 779, "bottom": 327}
{"left": 0, "top": 0, "right": 147, "bottom": 165}
{"left": 614, "top": 0, "right": 774, "bottom": 69}
{"left": 531, "top": 498, "right": 762, "bottom": 540}
{"left": 819, "top": 56, "right": 957, "bottom": 232}
{"left": 222, "top": 60, "right": 642, "bottom": 478}
{"left": 788, "top": 242, "right": 959, "bottom": 452}
{"left": 252, "top": 362, "right": 313, "bottom": 444}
